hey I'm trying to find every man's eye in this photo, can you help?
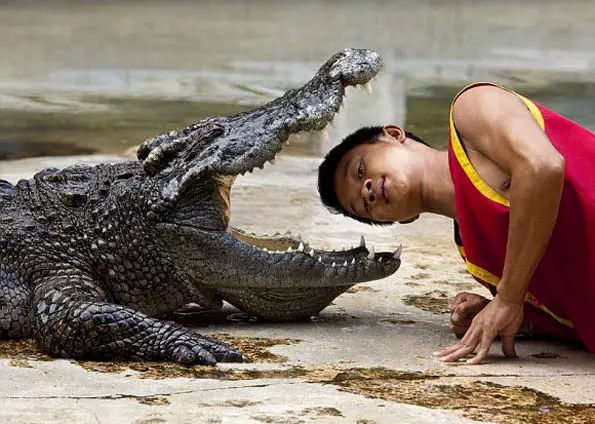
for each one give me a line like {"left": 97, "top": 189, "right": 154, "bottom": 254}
{"left": 357, "top": 162, "right": 364, "bottom": 179}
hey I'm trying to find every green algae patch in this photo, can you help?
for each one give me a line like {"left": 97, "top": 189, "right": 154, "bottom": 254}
{"left": 403, "top": 290, "right": 451, "bottom": 314}
{"left": 212, "top": 333, "right": 301, "bottom": 364}
{"left": 0, "top": 339, "right": 52, "bottom": 361}
{"left": 320, "top": 368, "right": 595, "bottom": 424}
{"left": 137, "top": 396, "right": 171, "bottom": 406}
{"left": 2, "top": 340, "right": 594, "bottom": 423}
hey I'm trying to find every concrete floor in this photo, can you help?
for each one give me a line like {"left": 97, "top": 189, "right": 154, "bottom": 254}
{"left": 1, "top": 154, "right": 594, "bottom": 424}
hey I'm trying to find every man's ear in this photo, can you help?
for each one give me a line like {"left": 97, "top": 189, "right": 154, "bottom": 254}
{"left": 383, "top": 125, "right": 406, "bottom": 144}
{"left": 398, "top": 215, "right": 420, "bottom": 224}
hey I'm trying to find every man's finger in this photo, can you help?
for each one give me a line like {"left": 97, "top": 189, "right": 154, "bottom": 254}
{"left": 501, "top": 336, "right": 517, "bottom": 358}
{"left": 439, "top": 343, "right": 478, "bottom": 362}
{"left": 436, "top": 329, "right": 480, "bottom": 362}
{"left": 467, "top": 346, "right": 489, "bottom": 364}
{"left": 433, "top": 342, "right": 463, "bottom": 358}
{"left": 467, "top": 331, "right": 495, "bottom": 364}
{"left": 435, "top": 323, "right": 476, "bottom": 356}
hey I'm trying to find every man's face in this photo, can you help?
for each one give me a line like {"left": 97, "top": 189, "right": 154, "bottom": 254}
{"left": 333, "top": 132, "right": 420, "bottom": 223}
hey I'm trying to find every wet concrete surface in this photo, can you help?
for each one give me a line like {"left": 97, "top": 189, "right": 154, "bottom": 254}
{"left": 1, "top": 153, "right": 594, "bottom": 423}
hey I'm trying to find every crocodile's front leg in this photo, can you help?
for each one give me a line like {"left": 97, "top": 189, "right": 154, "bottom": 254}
{"left": 33, "top": 271, "right": 244, "bottom": 365}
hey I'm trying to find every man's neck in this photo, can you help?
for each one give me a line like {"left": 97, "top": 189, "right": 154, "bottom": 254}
{"left": 420, "top": 148, "right": 457, "bottom": 220}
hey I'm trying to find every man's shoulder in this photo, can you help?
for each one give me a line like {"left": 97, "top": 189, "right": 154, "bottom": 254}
{"left": 452, "top": 83, "right": 514, "bottom": 112}
{"left": 451, "top": 82, "right": 529, "bottom": 141}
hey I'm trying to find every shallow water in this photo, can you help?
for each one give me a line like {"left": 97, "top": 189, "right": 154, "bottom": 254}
{"left": 2, "top": 82, "right": 593, "bottom": 160}
{"left": 1, "top": 0, "right": 595, "bottom": 159}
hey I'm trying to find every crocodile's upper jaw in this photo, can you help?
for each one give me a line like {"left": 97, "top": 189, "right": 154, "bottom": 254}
{"left": 214, "top": 48, "right": 383, "bottom": 221}
{"left": 220, "top": 48, "right": 384, "bottom": 177}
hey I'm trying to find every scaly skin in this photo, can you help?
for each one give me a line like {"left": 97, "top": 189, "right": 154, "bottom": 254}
{"left": 0, "top": 48, "right": 402, "bottom": 365}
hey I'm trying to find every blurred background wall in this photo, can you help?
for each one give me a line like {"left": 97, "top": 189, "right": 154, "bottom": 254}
{"left": 1, "top": 0, "right": 594, "bottom": 160}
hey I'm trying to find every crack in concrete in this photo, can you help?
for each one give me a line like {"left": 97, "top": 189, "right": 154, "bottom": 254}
{"left": 2, "top": 371, "right": 593, "bottom": 402}
{"left": 0, "top": 381, "right": 298, "bottom": 401}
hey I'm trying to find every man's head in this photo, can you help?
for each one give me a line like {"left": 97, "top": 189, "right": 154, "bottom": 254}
{"left": 317, "top": 125, "right": 431, "bottom": 225}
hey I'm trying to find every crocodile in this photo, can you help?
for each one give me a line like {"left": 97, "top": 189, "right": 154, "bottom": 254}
{"left": 0, "top": 48, "right": 402, "bottom": 365}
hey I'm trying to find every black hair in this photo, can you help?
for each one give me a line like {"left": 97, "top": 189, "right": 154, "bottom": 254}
{"left": 317, "top": 125, "right": 430, "bottom": 226}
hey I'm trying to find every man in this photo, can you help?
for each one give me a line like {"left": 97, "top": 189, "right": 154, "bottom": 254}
{"left": 317, "top": 82, "right": 595, "bottom": 364}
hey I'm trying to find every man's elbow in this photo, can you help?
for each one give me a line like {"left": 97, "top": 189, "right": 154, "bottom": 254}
{"left": 526, "top": 152, "right": 565, "bottom": 181}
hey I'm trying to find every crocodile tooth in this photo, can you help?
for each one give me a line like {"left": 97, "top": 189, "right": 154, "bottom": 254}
{"left": 378, "top": 257, "right": 383, "bottom": 263}
{"left": 318, "top": 256, "right": 322, "bottom": 262}
{"left": 343, "top": 260, "right": 348, "bottom": 266}
{"left": 367, "top": 245, "right": 375, "bottom": 260}
{"left": 263, "top": 248, "right": 268, "bottom": 252}
{"left": 351, "top": 258, "right": 356, "bottom": 265}
{"left": 393, "top": 244, "right": 403, "bottom": 260}
{"left": 364, "top": 81, "right": 373, "bottom": 94}
{"left": 309, "top": 249, "right": 316, "bottom": 257}
{"left": 286, "top": 246, "right": 293, "bottom": 252}
{"left": 331, "top": 262, "right": 336, "bottom": 267}
{"left": 297, "top": 242, "right": 304, "bottom": 252}
{"left": 359, "top": 235, "right": 366, "bottom": 247}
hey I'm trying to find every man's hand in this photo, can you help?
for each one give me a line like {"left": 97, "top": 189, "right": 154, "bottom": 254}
{"left": 449, "top": 292, "right": 490, "bottom": 338}
{"left": 434, "top": 294, "right": 524, "bottom": 364}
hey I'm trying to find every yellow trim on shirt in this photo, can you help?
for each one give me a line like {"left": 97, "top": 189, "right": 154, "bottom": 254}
{"left": 448, "top": 82, "right": 546, "bottom": 207}
{"left": 456, "top": 244, "right": 573, "bottom": 328}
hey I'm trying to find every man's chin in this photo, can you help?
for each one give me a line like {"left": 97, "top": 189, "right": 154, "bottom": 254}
{"left": 398, "top": 215, "right": 420, "bottom": 224}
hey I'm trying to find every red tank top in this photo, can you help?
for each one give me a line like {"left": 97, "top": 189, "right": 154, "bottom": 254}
{"left": 448, "top": 82, "right": 595, "bottom": 349}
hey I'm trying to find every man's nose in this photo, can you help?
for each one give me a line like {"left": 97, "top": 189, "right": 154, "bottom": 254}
{"left": 361, "top": 178, "right": 377, "bottom": 203}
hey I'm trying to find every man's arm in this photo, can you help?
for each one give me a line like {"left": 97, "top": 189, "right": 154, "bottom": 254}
{"left": 452, "top": 84, "right": 565, "bottom": 305}
{"left": 435, "top": 85, "right": 565, "bottom": 364}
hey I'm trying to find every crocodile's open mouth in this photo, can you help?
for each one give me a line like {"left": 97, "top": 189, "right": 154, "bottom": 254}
{"left": 144, "top": 48, "right": 402, "bottom": 291}
{"left": 223, "top": 49, "right": 402, "bottom": 281}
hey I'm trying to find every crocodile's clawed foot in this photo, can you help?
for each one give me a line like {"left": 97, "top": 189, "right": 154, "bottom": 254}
{"left": 169, "top": 333, "right": 246, "bottom": 365}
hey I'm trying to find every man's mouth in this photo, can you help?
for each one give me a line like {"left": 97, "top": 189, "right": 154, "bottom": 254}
{"left": 381, "top": 177, "right": 389, "bottom": 203}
